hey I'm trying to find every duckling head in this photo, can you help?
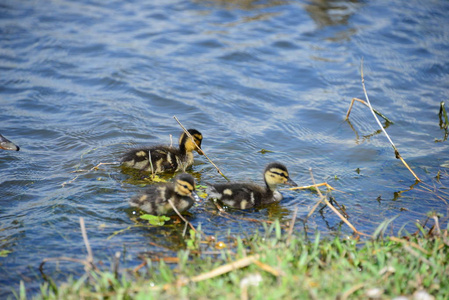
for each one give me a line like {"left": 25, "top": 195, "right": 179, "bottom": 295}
{"left": 179, "top": 129, "right": 203, "bottom": 155}
{"left": 0, "top": 134, "right": 20, "bottom": 151}
{"left": 264, "top": 162, "right": 297, "bottom": 191}
{"left": 174, "top": 173, "right": 200, "bottom": 201}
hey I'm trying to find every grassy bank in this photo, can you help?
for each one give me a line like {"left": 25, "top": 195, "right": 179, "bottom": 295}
{"left": 20, "top": 219, "right": 449, "bottom": 300}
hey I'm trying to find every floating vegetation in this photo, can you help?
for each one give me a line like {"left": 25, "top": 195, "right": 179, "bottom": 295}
{"left": 258, "top": 148, "right": 274, "bottom": 154}
{"left": 140, "top": 214, "right": 171, "bottom": 226}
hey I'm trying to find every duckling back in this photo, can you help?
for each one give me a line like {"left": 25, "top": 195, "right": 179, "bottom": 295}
{"left": 121, "top": 129, "right": 203, "bottom": 174}
{"left": 207, "top": 183, "right": 273, "bottom": 209}
{"left": 122, "top": 146, "right": 188, "bottom": 173}
{"left": 207, "top": 162, "right": 296, "bottom": 210}
{"left": 130, "top": 173, "right": 197, "bottom": 216}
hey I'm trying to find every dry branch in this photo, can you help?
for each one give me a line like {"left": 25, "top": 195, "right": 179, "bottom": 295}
{"left": 168, "top": 199, "right": 196, "bottom": 234}
{"left": 359, "top": 60, "right": 420, "bottom": 182}
{"left": 345, "top": 98, "right": 393, "bottom": 123}
{"left": 308, "top": 168, "right": 365, "bottom": 236}
{"left": 345, "top": 60, "right": 420, "bottom": 182}
{"left": 190, "top": 254, "right": 261, "bottom": 282}
{"left": 173, "top": 115, "right": 230, "bottom": 181}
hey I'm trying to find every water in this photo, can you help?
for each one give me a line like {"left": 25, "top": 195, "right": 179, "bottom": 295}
{"left": 1, "top": 0, "right": 449, "bottom": 296}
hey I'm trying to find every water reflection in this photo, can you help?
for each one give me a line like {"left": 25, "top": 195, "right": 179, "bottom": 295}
{"left": 303, "top": 0, "right": 361, "bottom": 27}
{"left": 346, "top": 118, "right": 393, "bottom": 145}
{"left": 194, "top": 0, "right": 287, "bottom": 10}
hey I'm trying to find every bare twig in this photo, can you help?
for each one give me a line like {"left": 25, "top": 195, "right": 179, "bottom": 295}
{"left": 254, "top": 260, "right": 283, "bottom": 276}
{"left": 345, "top": 98, "right": 393, "bottom": 123}
{"left": 113, "top": 252, "right": 121, "bottom": 279}
{"left": 173, "top": 115, "right": 230, "bottom": 181}
{"left": 287, "top": 207, "right": 298, "bottom": 245}
{"left": 212, "top": 200, "right": 226, "bottom": 213}
{"left": 306, "top": 194, "right": 326, "bottom": 219}
{"left": 190, "top": 254, "right": 260, "bottom": 282}
{"left": 80, "top": 217, "right": 98, "bottom": 272}
{"left": 286, "top": 182, "right": 335, "bottom": 191}
{"left": 146, "top": 255, "right": 263, "bottom": 290}
{"left": 359, "top": 60, "right": 420, "bottom": 182}
{"left": 308, "top": 168, "right": 364, "bottom": 236}
{"left": 168, "top": 199, "right": 196, "bottom": 234}
{"left": 80, "top": 217, "right": 93, "bottom": 263}
{"left": 148, "top": 150, "right": 155, "bottom": 179}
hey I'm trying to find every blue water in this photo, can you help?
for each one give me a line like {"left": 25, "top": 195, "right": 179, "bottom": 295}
{"left": 1, "top": 0, "right": 449, "bottom": 296}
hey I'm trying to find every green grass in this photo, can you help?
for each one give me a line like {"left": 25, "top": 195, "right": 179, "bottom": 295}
{"left": 27, "top": 220, "right": 449, "bottom": 300}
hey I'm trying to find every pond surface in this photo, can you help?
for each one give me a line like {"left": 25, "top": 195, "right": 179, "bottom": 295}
{"left": 1, "top": 0, "right": 449, "bottom": 296}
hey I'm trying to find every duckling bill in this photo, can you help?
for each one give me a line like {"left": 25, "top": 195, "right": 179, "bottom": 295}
{"left": 130, "top": 173, "right": 200, "bottom": 216}
{"left": 207, "top": 162, "right": 297, "bottom": 209}
{"left": 0, "top": 134, "right": 20, "bottom": 151}
{"left": 121, "top": 129, "right": 203, "bottom": 174}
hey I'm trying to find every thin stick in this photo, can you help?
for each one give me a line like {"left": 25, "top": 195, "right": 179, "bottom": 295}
{"left": 328, "top": 197, "right": 349, "bottom": 219}
{"left": 113, "top": 252, "right": 121, "bottom": 279}
{"left": 212, "top": 200, "right": 226, "bottom": 213}
{"left": 345, "top": 98, "right": 393, "bottom": 123}
{"left": 148, "top": 150, "right": 155, "bottom": 178}
{"left": 80, "top": 217, "right": 96, "bottom": 270}
{"left": 190, "top": 254, "right": 260, "bottom": 282}
{"left": 133, "top": 261, "right": 147, "bottom": 273}
{"left": 287, "top": 182, "right": 336, "bottom": 191}
{"left": 253, "top": 260, "right": 283, "bottom": 276}
{"left": 168, "top": 199, "right": 196, "bottom": 233}
{"left": 308, "top": 168, "right": 364, "bottom": 236}
{"left": 307, "top": 195, "right": 326, "bottom": 219}
{"left": 287, "top": 207, "right": 298, "bottom": 245}
{"left": 359, "top": 59, "right": 420, "bottom": 182}
{"left": 173, "top": 115, "right": 230, "bottom": 181}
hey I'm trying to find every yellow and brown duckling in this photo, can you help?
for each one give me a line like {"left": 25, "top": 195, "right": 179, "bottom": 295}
{"left": 207, "top": 162, "right": 297, "bottom": 209}
{"left": 130, "top": 173, "right": 200, "bottom": 216}
{"left": 121, "top": 129, "right": 203, "bottom": 174}
{"left": 0, "top": 134, "right": 19, "bottom": 151}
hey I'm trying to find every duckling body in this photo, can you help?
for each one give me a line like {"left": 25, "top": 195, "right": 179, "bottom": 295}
{"left": 0, "top": 134, "right": 19, "bottom": 151}
{"left": 207, "top": 162, "right": 297, "bottom": 209}
{"left": 130, "top": 173, "right": 199, "bottom": 216}
{"left": 121, "top": 129, "right": 203, "bottom": 174}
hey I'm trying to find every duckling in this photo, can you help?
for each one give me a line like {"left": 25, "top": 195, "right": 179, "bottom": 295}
{"left": 121, "top": 129, "right": 203, "bottom": 174}
{"left": 0, "top": 134, "right": 19, "bottom": 151}
{"left": 207, "top": 162, "right": 297, "bottom": 209}
{"left": 130, "top": 173, "right": 199, "bottom": 216}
